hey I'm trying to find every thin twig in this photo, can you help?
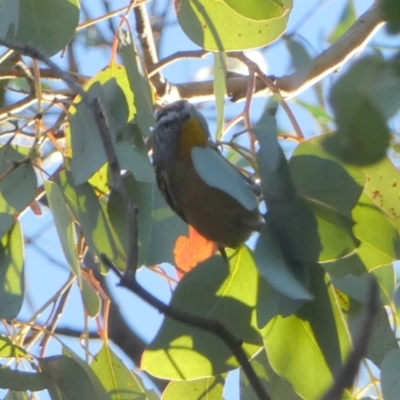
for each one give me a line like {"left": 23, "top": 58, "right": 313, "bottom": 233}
{"left": 148, "top": 50, "right": 210, "bottom": 77}
{"left": 322, "top": 278, "right": 379, "bottom": 400}
{"left": 167, "top": 3, "right": 384, "bottom": 104}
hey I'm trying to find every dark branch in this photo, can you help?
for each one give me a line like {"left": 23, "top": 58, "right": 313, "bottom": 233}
{"left": 322, "top": 278, "right": 380, "bottom": 400}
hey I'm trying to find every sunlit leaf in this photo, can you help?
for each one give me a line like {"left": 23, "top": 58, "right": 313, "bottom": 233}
{"left": 142, "top": 247, "right": 262, "bottom": 379}
{"left": 264, "top": 266, "right": 351, "bottom": 399}
{"left": 91, "top": 345, "right": 158, "bottom": 400}
{"left": 177, "top": 0, "right": 292, "bottom": 51}
{"left": 163, "top": 375, "right": 225, "bottom": 399}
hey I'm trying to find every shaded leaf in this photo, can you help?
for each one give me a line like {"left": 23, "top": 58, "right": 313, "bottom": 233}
{"left": 0, "top": 1, "right": 19, "bottom": 37}
{"left": 381, "top": 0, "right": 400, "bottom": 33}
{"left": 6, "top": 0, "right": 79, "bottom": 56}
{"left": 381, "top": 350, "right": 400, "bottom": 400}
{"left": 40, "top": 354, "right": 110, "bottom": 400}
{"left": 56, "top": 171, "right": 115, "bottom": 266}
{"left": 192, "top": 146, "right": 258, "bottom": 211}
{"left": 323, "top": 55, "right": 400, "bottom": 165}
{"left": 0, "top": 222, "right": 24, "bottom": 320}
{"left": 44, "top": 180, "right": 80, "bottom": 282}
{"left": 0, "top": 368, "right": 48, "bottom": 392}
{"left": 240, "top": 349, "right": 301, "bottom": 400}
{"left": 254, "top": 99, "right": 296, "bottom": 203}
{"left": 254, "top": 223, "right": 313, "bottom": 300}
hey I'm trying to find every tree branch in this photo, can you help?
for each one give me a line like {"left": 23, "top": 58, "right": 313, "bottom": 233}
{"left": 162, "top": 2, "right": 385, "bottom": 103}
{"left": 134, "top": 4, "right": 167, "bottom": 96}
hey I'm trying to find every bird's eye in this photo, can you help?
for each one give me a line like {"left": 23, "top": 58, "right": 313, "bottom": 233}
{"left": 163, "top": 120, "right": 178, "bottom": 131}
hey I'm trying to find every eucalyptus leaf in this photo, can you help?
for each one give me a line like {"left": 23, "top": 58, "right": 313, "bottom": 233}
{"left": 254, "top": 224, "right": 313, "bottom": 300}
{"left": 0, "top": 222, "right": 24, "bottom": 320}
{"left": 191, "top": 146, "right": 258, "bottom": 211}
{"left": 177, "top": 0, "right": 292, "bottom": 51}
{"left": 7, "top": 0, "right": 79, "bottom": 56}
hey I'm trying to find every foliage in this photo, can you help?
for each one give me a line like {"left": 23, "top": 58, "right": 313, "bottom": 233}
{"left": 0, "top": 0, "right": 399, "bottom": 399}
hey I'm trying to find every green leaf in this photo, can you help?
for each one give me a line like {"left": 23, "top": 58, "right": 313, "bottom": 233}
{"left": 119, "top": 29, "right": 155, "bottom": 137}
{"left": 381, "top": 350, "right": 400, "bottom": 399}
{"left": 177, "top": 0, "right": 292, "bottom": 51}
{"left": 116, "top": 124, "right": 154, "bottom": 183}
{"left": 264, "top": 266, "right": 351, "bottom": 400}
{"left": 4, "top": 391, "right": 30, "bottom": 400}
{"left": 40, "top": 354, "right": 111, "bottom": 400}
{"left": 253, "top": 100, "right": 296, "bottom": 203}
{"left": 353, "top": 193, "right": 400, "bottom": 261}
{"left": 331, "top": 265, "right": 395, "bottom": 307}
{"left": 289, "top": 153, "right": 365, "bottom": 219}
{"left": 163, "top": 375, "right": 225, "bottom": 399}
{"left": 0, "top": 335, "right": 32, "bottom": 360}
{"left": 141, "top": 247, "right": 262, "bottom": 379}
{"left": 254, "top": 224, "right": 313, "bottom": 300}
{"left": 223, "top": 0, "right": 287, "bottom": 21}
{"left": 56, "top": 171, "right": 115, "bottom": 266}
{"left": 44, "top": 180, "right": 80, "bottom": 282}
{"left": 191, "top": 146, "right": 258, "bottom": 211}
{"left": 146, "top": 182, "right": 188, "bottom": 266}
{"left": 80, "top": 278, "right": 101, "bottom": 318}
{"left": 362, "top": 156, "right": 400, "bottom": 231}
{"left": 0, "top": 1, "right": 19, "bottom": 37}
{"left": 91, "top": 345, "right": 158, "bottom": 400}
{"left": 285, "top": 37, "right": 313, "bottom": 84}
{"left": 0, "top": 145, "right": 37, "bottom": 238}
{"left": 267, "top": 198, "right": 321, "bottom": 262}
{"left": 323, "top": 103, "right": 390, "bottom": 166}
{"left": 257, "top": 277, "right": 304, "bottom": 327}
{"left": 328, "top": 0, "right": 356, "bottom": 43}
{"left": 0, "top": 222, "right": 24, "bottom": 320}
{"left": 6, "top": 0, "right": 80, "bottom": 57}
{"left": 312, "top": 201, "right": 360, "bottom": 262}
{"left": 345, "top": 297, "right": 398, "bottom": 366}
{"left": 240, "top": 349, "right": 301, "bottom": 400}
{"left": 67, "top": 66, "right": 135, "bottom": 185}
{"left": 45, "top": 179, "right": 100, "bottom": 317}
{"left": 0, "top": 367, "right": 48, "bottom": 391}
{"left": 323, "top": 55, "right": 400, "bottom": 165}
{"left": 106, "top": 173, "right": 187, "bottom": 267}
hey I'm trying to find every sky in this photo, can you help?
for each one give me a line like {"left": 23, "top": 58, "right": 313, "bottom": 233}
{"left": 10, "top": 0, "right": 398, "bottom": 399}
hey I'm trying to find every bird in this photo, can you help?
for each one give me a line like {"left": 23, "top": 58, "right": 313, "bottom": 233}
{"left": 152, "top": 100, "right": 263, "bottom": 253}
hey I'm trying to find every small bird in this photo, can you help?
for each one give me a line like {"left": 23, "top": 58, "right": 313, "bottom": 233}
{"left": 152, "top": 100, "right": 262, "bottom": 251}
